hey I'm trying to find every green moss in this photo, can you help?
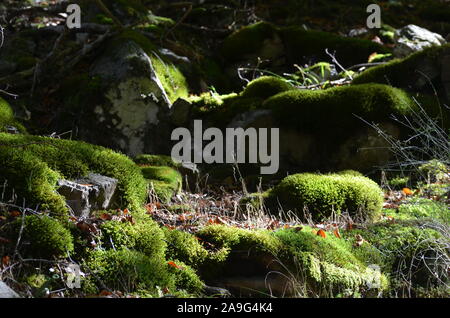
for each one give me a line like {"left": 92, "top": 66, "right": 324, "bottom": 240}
{"left": 134, "top": 154, "right": 180, "bottom": 168}
{"left": 100, "top": 218, "right": 167, "bottom": 259}
{"left": 108, "top": 30, "right": 189, "bottom": 103}
{"left": 385, "top": 198, "right": 450, "bottom": 224}
{"left": 266, "top": 173, "right": 384, "bottom": 221}
{"left": 0, "top": 133, "right": 147, "bottom": 218}
{"left": 263, "top": 83, "right": 415, "bottom": 129}
{"left": 353, "top": 44, "right": 450, "bottom": 87}
{"left": 82, "top": 248, "right": 174, "bottom": 295}
{"left": 8, "top": 215, "right": 74, "bottom": 258}
{"left": 345, "top": 221, "right": 448, "bottom": 294}
{"left": 163, "top": 228, "right": 210, "bottom": 268}
{"left": 221, "top": 22, "right": 278, "bottom": 61}
{"left": 141, "top": 166, "right": 182, "bottom": 203}
{"left": 241, "top": 76, "right": 294, "bottom": 99}
{"left": 0, "top": 97, "right": 26, "bottom": 133}
{"left": 280, "top": 26, "right": 390, "bottom": 66}
{"left": 335, "top": 170, "right": 364, "bottom": 177}
{"left": 168, "top": 259, "right": 205, "bottom": 294}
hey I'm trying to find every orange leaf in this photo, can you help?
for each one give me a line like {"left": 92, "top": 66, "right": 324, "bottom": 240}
{"left": 402, "top": 188, "right": 413, "bottom": 196}
{"left": 99, "top": 290, "right": 112, "bottom": 297}
{"left": 167, "top": 261, "right": 183, "bottom": 270}
{"left": 317, "top": 229, "right": 326, "bottom": 238}
{"left": 333, "top": 229, "right": 341, "bottom": 239}
{"left": 10, "top": 210, "right": 21, "bottom": 217}
{"left": 2, "top": 255, "right": 10, "bottom": 266}
{"left": 99, "top": 213, "right": 112, "bottom": 220}
{"left": 123, "top": 208, "right": 129, "bottom": 215}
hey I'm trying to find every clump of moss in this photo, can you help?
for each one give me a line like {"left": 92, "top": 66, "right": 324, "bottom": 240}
{"left": 353, "top": 44, "right": 449, "bottom": 87}
{"left": 346, "top": 221, "right": 448, "bottom": 296}
{"left": 280, "top": 26, "right": 390, "bottom": 66}
{"left": 141, "top": 166, "right": 182, "bottom": 203}
{"left": 221, "top": 22, "right": 279, "bottom": 61}
{"left": 82, "top": 248, "right": 174, "bottom": 296}
{"left": 263, "top": 83, "right": 414, "bottom": 129}
{"left": 100, "top": 218, "right": 167, "bottom": 259}
{"left": 0, "top": 133, "right": 147, "bottom": 218}
{"left": 163, "top": 228, "right": 209, "bottom": 268}
{"left": 134, "top": 154, "right": 181, "bottom": 168}
{"left": 265, "top": 173, "right": 384, "bottom": 221}
{"left": 384, "top": 198, "right": 450, "bottom": 224}
{"left": 0, "top": 97, "right": 26, "bottom": 133}
{"left": 168, "top": 259, "right": 205, "bottom": 294}
{"left": 8, "top": 215, "right": 74, "bottom": 258}
{"left": 274, "top": 226, "right": 388, "bottom": 295}
{"left": 241, "top": 76, "right": 293, "bottom": 99}
{"left": 335, "top": 170, "right": 364, "bottom": 177}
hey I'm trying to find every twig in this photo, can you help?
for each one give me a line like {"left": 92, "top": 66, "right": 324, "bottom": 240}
{"left": 325, "top": 48, "right": 353, "bottom": 80}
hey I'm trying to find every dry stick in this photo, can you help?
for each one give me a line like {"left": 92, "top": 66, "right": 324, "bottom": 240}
{"left": 325, "top": 48, "right": 353, "bottom": 80}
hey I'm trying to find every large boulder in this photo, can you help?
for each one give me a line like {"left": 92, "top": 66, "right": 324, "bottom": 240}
{"left": 394, "top": 25, "right": 446, "bottom": 57}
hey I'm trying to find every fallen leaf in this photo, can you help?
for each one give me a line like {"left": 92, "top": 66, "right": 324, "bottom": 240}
{"left": 99, "top": 213, "right": 112, "bottom": 221}
{"left": 317, "top": 229, "right": 326, "bottom": 238}
{"left": 402, "top": 188, "right": 413, "bottom": 196}
{"left": 333, "top": 229, "right": 341, "bottom": 239}
{"left": 167, "top": 261, "right": 183, "bottom": 270}
{"left": 2, "top": 255, "right": 10, "bottom": 266}
{"left": 10, "top": 210, "right": 21, "bottom": 217}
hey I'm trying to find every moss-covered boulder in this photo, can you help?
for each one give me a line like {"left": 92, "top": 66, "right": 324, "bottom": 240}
{"left": 345, "top": 221, "right": 449, "bottom": 297}
{"left": 262, "top": 173, "right": 384, "bottom": 221}
{"left": 0, "top": 97, "right": 26, "bottom": 133}
{"left": 222, "top": 22, "right": 389, "bottom": 67}
{"left": 195, "top": 224, "right": 389, "bottom": 297}
{"left": 0, "top": 133, "right": 147, "bottom": 218}
{"left": 241, "top": 76, "right": 294, "bottom": 99}
{"left": 353, "top": 44, "right": 450, "bottom": 107}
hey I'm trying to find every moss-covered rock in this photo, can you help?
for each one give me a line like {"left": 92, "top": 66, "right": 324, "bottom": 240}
{"left": 163, "top": 228, "right": 209, "bottom": 268}
{"left": 265, "top": 173, "right": 384, "bottom": 221}
{"left": 7, "top": 215, "right": 74, "bottom": 259}
{"left": 100, "top": 218, "right": 167, "bottom": 259}
{"left": 221, "top": 22, "right": 389, "bottom": 66}
{"left": 196, "top": 224, "right": 388, "bottom": 296}
{"left": 82, "top": 248, "right": 174, "bottom": 296}
{"left": 0, "top": 97, "right": 26, "bottom": 133}
{"left": 0, "top": 133, "right": 147, "bottom": 218}
{"left": 141, "top": 166, "right": 182, "bottom": 203}
{"left": 241, "top": 76, "right": 294, "bottom": 99}
{"left": 345, "top": 221, "right": 449, "bottom": 296}
{"left": 134, "top": 154, "right": 181, "bottom": 169}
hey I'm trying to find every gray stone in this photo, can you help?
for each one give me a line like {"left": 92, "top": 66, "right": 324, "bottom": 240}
{"left": 170, "top": 98, "right": 192, "bottom": 126}
{"left": 394, "top": 24, "right": 446, "bottom": 57}
{"left": 57, "top": 173, "right": 118, "bottom": 218}
{"left": 86, "top": 40, "right": 172, "bottom": 156}
{"left": 0, "top": 281, "right": 20, "bottom": 298}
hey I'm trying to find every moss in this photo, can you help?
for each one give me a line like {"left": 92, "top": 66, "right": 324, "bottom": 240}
{"left": 8, "top": 215, "right": 74, "bottom": 258}
{"left": 134, "top": 154, "right": 180, "bottom": 168}
{"left": 0, "top": 97, "right": 26, "bottom": 133}
{"left": 345, "top": 221, "right": 448, "bottom": 294}
{"left": 275, "top": 227, "right": 389, "bottom": 295}
{"left": 108, "top": 30, "right": 189, "bottom": 103}
{"left": 353, "top": 44, "right": 450, "bottom": 87}
{"left": 82, "top": 248, "right": 174, "bottom": 295}
{"left": 163, "top": 228, "right": 210, "bottom": 268}
{"left": 280, "top": 26, "right": 390, "bottom": 66}
{"left": 335, "top": 170, "right": 364, "bottom": 177}
{"left": 263, "top": 83, "right": 415, "bottom": 129}
{"left": 266, "top": 173, "right": 384, "bottom": 221}
{"left": 241, "top": 76, "right": 294, "bottom": 99}
{"left": 0, "top": 133, "right": 147, "bottom": 218}
{"left": 168, "top": 259, "right": 205, "bottom": 294}
{"left": 141, "top": 166, "right": 182, "bottom": 203}
{"left": 221, "top": 22, "right": 279, "bottom": 61}
{"left": 100, "top": 218, "right": 167, "bottom": 259}
{"left": 385, "top": 198, "right": 450, "bottom": 224}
